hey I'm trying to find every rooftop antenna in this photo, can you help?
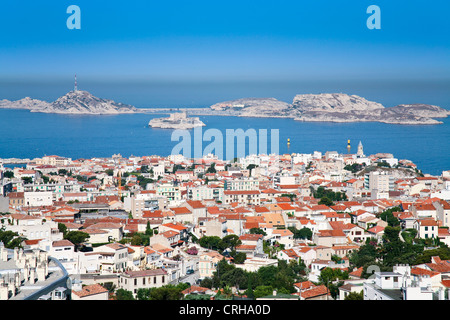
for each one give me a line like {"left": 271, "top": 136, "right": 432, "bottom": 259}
{"left": 74, "top": 74, "right": 78, "bottom": 92}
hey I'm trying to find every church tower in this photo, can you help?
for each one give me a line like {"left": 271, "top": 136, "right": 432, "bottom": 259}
{"left": 357, "top": 141, "right": 364, "bottom": 157}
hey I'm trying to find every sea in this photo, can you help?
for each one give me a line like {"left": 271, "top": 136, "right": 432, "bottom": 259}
{"left": 0, "top": 79, "right": 449, "bottom": 175}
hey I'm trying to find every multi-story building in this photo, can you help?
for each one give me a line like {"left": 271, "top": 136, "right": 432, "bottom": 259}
{"left": 125, "top": 192, "right": 166, "bottom": 219}
{"left": 224, "top": 178, "right": 259, "bottom": 191}
{"left": 363, "top": 265, "right": 441, "bottom": 300}
{"left": 157, "top": 183, "right": 181, "bottom": 205}
{"left": 364, "top": 171, "right": 394, "bottom": 199}
{"left": 1, "top": 214, "right": 63, "bottom": 242}
{"left": 24, "top": 191, "right": 53, "bottom": 207}
{"left": 91, "top": 243, "right": 129, "bottom": 273}
{"left": 223, "top": 190, "right": 261, "bottom": 206}
{"left": 413, "top": 218, "right": 439, "bottom": 240}
{"left": 187, "top": 184, "right": 223, "bottom": 202}
{"left": 118, "top": 269, "right": 168, "bottom": 297}
{"left": 198, "top": 251, "right": 224, "bottom": 280}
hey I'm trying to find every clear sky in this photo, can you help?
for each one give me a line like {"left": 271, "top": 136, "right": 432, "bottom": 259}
{"left": 0, "top": 0, "right": 449, "bottom": 82}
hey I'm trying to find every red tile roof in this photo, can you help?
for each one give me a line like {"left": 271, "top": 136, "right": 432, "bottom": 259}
{"left": 300, "top": 285, "right": 329, "bottom": 299}
{"left": 72, "top": 284, "right": 108, "bottom": 298}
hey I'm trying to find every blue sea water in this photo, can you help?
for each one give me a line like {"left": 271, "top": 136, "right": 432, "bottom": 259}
{"left": 0, "top": 79, "right": 449, "bottom": 175}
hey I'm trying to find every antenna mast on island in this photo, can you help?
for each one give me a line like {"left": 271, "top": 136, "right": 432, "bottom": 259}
{"left": 74, "top": 74, "right": 78, "bottom": 92}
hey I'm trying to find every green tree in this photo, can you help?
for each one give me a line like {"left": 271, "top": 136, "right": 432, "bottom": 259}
{"left": 281, "top": 193, "right": 297, "bottom": 202}
{"left": 131, "top": 234, "right": 144, "bottom": 246}
{"left": 377, "top": 161, "right": 391, "bottom": 168}
{"left": 21, "top": 177, "right": 33, "bottom": 184}
{"left": 318, "top": 197, "right": 334, "bottom": 206}
{"left": 147, "top": 286, "right": 183, "bottom": 300}
{"left": 218, "top": 234, "right": 241, "bottom": 252}
{"left": 145, "top": 221, "right": 153, "bottom": 236}
{"left": 0, "top": 228, "right": 26, "bottom": 249}
{"left": 344, "top": 290, "right": 364, "bottom": 300}
{"left": 344, "top": 163, "right": 364, "bottom": 173}
{"left": 288, "top": 227, "right": 313, "bottom": 240}
{"left": 3, "top": 171, "right": 14, "bottom": 178}
{"left": 115, "top": 289, "right": 135, "bottom": 300}
{"left": 253, "top": 285, "right": 274, "bottom": 299}
{"left": 318, "top": 267, "right": 348, "bottom": 296}
{"left": 199, "top": 277, "right": 213, "bottom": 289}
{"left": 249, "top": 228, "right": 266, "bottom": 236}
{"left": 57, "top": 223, "right": 67, "bottom": 236}
{"left": 414, "top": 247, "right": 450, "bottom": 265}
{"left": 313, "top": 186, "right": 348, "bottom": 202}
{"left": 64, "top": 231, "right": 90, "bottom": 250}
{"left": 206, "top": 163, "right": 216, "bottom": 174}
{"left": 232, "top": 252, "right": 246, "bottom": 264}
{"left": 379, "top": 207, "right": 402, "bottom": 227}
{"left": 199, "top": 236, "right": 221, "bottom": 250}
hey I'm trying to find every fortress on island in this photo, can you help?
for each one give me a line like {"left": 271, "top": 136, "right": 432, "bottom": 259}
{"left": 148, "top": 112, "right": 206, "bottom": 129}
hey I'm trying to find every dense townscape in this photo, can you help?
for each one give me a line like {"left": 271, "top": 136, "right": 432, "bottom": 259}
{"left": 1, "top": 142, "right": 450, "bottom": 301}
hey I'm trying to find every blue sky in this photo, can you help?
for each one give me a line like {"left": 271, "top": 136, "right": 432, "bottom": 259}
{"left": 0, "top": 0, "right": 449, "bottom": 82}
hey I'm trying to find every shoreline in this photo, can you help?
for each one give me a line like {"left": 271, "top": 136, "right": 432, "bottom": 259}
{"left": 0, "top": 103, "right": 448, "bottom": 125}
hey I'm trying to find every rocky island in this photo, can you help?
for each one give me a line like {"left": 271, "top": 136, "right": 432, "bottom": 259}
{"left": 0, "top": 90, "right": 138, "bottom": 115}
{"left": 2, "top": 90, "right": 449, "bottom": 125}
{"left": 209, "top": 93, "right": 450, "bottom": 125}
{"left": 148, "top": 112, "right": 206, "bottom": 129}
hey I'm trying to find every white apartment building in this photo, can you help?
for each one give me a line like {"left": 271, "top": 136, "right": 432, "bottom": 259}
{"left": 364, "top": 171, "right": 394, "bottom": 198}
{"left": 91, "top": 243, "right": 129, "bottom": 273}
{"left": 224, "top": 178, "right": 259, "bottom": 191}
{"left": 125, "top": 192, "right": 166, "bottom": 219}
{"left": 187, "top": 185, "right": 223, "bottom": 202}
{"left": 24, "top": 191, "right": 53, "bottom": 207}
{"left": 2, "top": 214, "right": 63, "bottom": 242}
{"left": 157, "top": 183, "right": 181, "bottom": 205}
{"left": 363, "top": 264, "right": 446, "bottom": 300}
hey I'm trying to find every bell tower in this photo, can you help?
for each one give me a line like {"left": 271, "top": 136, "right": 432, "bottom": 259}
{"left": 357, "top": 141, "right": 364, "bottom": 157}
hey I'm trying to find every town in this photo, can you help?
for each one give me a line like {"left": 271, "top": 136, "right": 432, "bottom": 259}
{"left": 0, "top": 141, "right": 449, "bottom": 301}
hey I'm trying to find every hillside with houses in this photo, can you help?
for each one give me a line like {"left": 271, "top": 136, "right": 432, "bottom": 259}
{"left": 1, "top": 146, "right": 450, "bottom": 300}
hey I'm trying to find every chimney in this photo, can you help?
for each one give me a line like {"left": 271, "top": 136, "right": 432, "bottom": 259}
{"left": 0, "top": 244, "right": 7, "bottom": 262}
{"left": 7, "top": 281, "right": 15, "bottom": 299}
{"left": 29, "top": 268, "right": 36, "bottom": 284}
{"left": 37, "top": 265, "right": 46, "bottom": 282}
{"left": 439, "top": 287, "right": 445, "bottom": 300}
{"left": 13, "top": 247, "right": 19, "bottom": 261}
{"left": 0, "top": 284, "right": 8, "bottom": 300}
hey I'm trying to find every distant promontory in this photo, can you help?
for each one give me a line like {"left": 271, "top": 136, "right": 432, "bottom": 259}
{"left": 209, "top": 93, "right": 450, "bottom": 125}
{"left": 0, "top": 90, "right": 137, "bottom": 115}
